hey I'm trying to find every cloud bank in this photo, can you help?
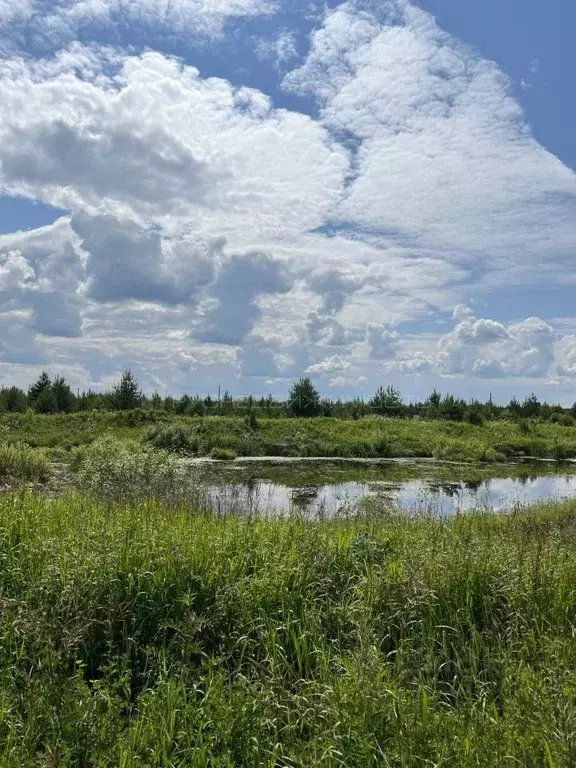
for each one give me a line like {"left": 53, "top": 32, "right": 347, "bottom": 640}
{"left": 0, "top": 0, "right": 574, "bottom": 399}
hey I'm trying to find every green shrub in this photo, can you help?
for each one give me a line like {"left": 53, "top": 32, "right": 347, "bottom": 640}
{"left": 518, "top": 418, "right": 531, "bottom": 435}
{"left": 143, "top": 424, "right": 199, "bottom": 454}
{"left": 465, "top": 408, "right": 485, "bottom": 426}
{"left": 0, "top": 443, "right": 50, "bottom": 483}
{"left": 73, "top": 437, "right": 200, "bottom": 505}
{"left": 210, "top": 447, "right": 237, "bottom": 461}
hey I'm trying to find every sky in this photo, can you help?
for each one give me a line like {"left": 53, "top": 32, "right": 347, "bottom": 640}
{"left": 0, "top": 0, "right": 575, "bottom": 404}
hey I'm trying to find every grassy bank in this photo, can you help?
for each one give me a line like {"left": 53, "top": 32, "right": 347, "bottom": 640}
{"left": 3, "top": 410, "right": 576, "bottom": 462}
{"left": 1, "top": 492, "right": 576, "bottom": 765}
{"left": 143, "top": 414, "right": 576, "bottom": 462}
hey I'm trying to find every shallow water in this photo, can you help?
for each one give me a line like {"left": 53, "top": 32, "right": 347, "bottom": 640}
{"left": 199, "top": 465, "right": 576, "bottom": 519}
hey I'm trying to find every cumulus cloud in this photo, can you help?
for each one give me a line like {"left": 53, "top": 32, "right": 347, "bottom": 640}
{"left": 197, "top": 251, "right": 293, "bottom": 345}
{"left": 385, "top": 307, "right": 557, "bottom": 380}
{"left": 557, "top": 337, "right": 576, "bottom": 378}
{"left": 308, "top": 268, "right": 359, "bottom": 314}
{"left": 367, "top": 323, "right": 400, "bottom": 360}
{"left": 329, "top": 374, "right": 366, "bottom": 387}
{"left": 0, "top": 251, "right": 35, "bottom": 291}
{"left": 0, "top": 0, "right": 575, "bottom": 396}
{"left": 285, "top": 0, "right": 576, "bottom": 265}
{"left": 306, "top": 354, "right": 351, "bottom": 374}
{"left": 306, "top": 312, "right": 347, "bottom": 346}
{"left": 0, "top": 51, "right": 348, "bottom": 239}
{"left": 0, "top": 224, "right": 85, "bottom": 340}
{"left": 1, "top": 0, "right": 275, "bottom": 44}
{"left": 71, "top": 212, "right": 218, "bottom": 305}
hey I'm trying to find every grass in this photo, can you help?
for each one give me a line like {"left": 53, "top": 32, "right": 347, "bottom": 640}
{"left": 142, "top": 415, "right": 576, "bottom": 462}
{"left": 0, "top": 443, "right": 50, "bottom": 484}
{"left": 4, "top": 410, "right": 576, "bottom": 463}
{"left": 209, "top": 446, "right": 238, "bottom": 461}
{"left": 71, "top": 437, "right": 202, "bottom": 506}
{"left": 0, "top": 490, "right": 576, "bottom": 765}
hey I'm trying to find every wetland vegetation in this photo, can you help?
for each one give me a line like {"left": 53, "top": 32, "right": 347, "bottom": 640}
{"left": 1, "top": 491, "right": 576, "bottom": 765}
{"left": 2, "top": 371, "right": 576, "bottom": 764}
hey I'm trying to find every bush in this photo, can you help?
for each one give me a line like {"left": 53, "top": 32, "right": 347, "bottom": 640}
{"left": 244, "top": 409, "right": 260, "bottom": 431}
{"left": 210, "top": 447, "right": 237, "bottom": 461}
{"left": 517, "top": 419, "right": 531, "bottom": 435}
{"left": 73, "top": 438, "right": 201, "bottom": 506}
{"left": 143, "top": 424, "right": 199, "bottom": 454}
{"left": 465, "top": 408, "right": 484, "bottom": 426}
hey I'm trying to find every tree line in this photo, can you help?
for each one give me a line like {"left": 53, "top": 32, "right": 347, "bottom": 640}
{"left": 0, "top": 371, "right": 575, "bottom": 424}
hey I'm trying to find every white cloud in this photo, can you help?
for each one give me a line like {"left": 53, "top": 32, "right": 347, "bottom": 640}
{"left": 256, "top": 30, "right": 298, "bottom": 69}
{"left": 197, "top": 250, "right": 293, "bottom": 344}
{"left": 306, "top": 354, "right": 351, "bottom": 374}
{"left": 1, "top": 0, "right": 276, "bottom": 42}
{"left": 0, "top": 0, "right": 35, "bottom": 24}
{"left": 0, "top": 50, "right": 349, "bottom": 240}
{"left": 0, "top": 1, "right": 575, "bottom": 397}
{"left": 557, "top": 337, "right": 576, "bottom": 378}
{"left": 306, "top": 312, "right": 348, "bottom": 346}
{"left": 367, "top": 323, "right": 400, "bottom": 360}
{"left": 0, "top": 251, "right": 35, "bottom": 291}
{"left": 71, "top": 212, "right": 218, "bottom": 305}
{"left": 285, "top": 0, "right": 576, "bottom": 266}
{"left": 173, "top": 348, "right": 198, "bottom": 372}
{"left": 329, "top": 374, "right": 366, "bottom": 387}
{"left": 385, "top": 307, "right": 557, "bottom": 380}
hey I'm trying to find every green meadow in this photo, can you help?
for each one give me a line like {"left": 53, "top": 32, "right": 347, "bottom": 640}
{"left": 0, "top": 491, "right": 575, "bottom": 766}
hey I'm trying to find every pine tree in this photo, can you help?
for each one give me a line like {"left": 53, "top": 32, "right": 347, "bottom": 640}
{"left": 288, "top": 378, "right": 320, "bottom": 417}
{"left": 369, "top": 385, "right": 403, "bottom": 417}
{"left": 28, "top": 371, "right": 52, "bottom": 406}
{"left": 0, "top": 386, "right": 27, "bottom": 413}
{"left": 52, "top": 376, "right": 74, "bottom": 413}
{"left": 111, "top": 370, "right": 143, "bottom": 411}
{"left": 34, "top": 387, "right": 57, "bottom": 414}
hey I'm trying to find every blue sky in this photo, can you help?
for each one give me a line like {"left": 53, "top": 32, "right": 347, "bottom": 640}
{"left": 0, "top": 0, "right": 575, "bottom": 403}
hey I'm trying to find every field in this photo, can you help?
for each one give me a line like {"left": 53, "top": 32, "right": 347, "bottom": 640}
{"left": 0, "top": 490, "right": 575, "bottom": 766}
{"left": 3, "top": 410, "right": 576, "bottom": 462}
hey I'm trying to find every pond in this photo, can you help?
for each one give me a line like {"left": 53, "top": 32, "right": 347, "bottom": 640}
{"left": 191, "top": 458, "right": 576, "bottom": 519}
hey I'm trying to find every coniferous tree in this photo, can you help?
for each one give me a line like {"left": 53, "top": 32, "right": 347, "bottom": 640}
{"left": 34, "top": 387, "right": 57, "bottom": 414}
{"left": 52, "top": 376, "right": 74, "bottom": 413}
{"left": 289, "top": 378, "right": 320, "bottom": 417}
{"left": 0, "top": 386, "right": 27, "bottom": 413}
{"left": 151, "top": 392, "right": 163, "bottom": 410}
{"left": 28, "top": 371, "right": 52, "bottom": 407}
{"left": 369, "top": 385, "right": 404, "bottom": 417}
{"left": 111, "top": 370, "right": 143, "bottom": 411}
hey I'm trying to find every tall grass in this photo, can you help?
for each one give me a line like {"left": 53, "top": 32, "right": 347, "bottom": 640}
{"left": 0, "top": 442, "right": 50, "bottom": 483}
{"left": 142, "top": 416, "right": 576, "bottom": 462}
{"left": 0, "top": 492, "right": 575, "bottom": 765}
{"left": 72, "top": 437, "right": 202, "bottom": 506}
{"left": 4, "top": 410, "right": 576, "bottom": 462}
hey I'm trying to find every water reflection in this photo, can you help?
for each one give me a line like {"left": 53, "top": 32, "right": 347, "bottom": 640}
{"left": 201, "top": 472, "right": 576, "bottom": 519}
